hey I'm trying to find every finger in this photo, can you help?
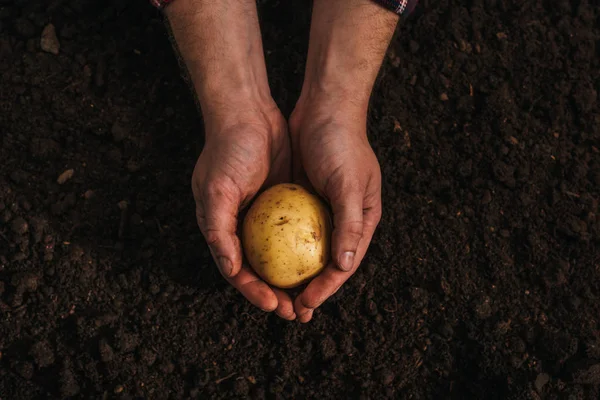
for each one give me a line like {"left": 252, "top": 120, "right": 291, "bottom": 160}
{"left": 294, "top": 295, "right": 312, "bottom": 321}
{"left": 226, "top": 264, "right": 279, "bottom": 312}
{"left": 273, "top": 289, "right": 296, "bottom": 320}
{"left": 298, "top": 309, "right": 313, "bottom": 323}
{"left": 196, "top": 184, "right": 242, "bottom": 278}
{"left": 297, "top": 204, "right": 381, "bottom": 314}
{"left": 330, "top": 191, "right": 364, "bottom": 272}
{"left": 295, "top": 296, "right": 314, "bottom": 323}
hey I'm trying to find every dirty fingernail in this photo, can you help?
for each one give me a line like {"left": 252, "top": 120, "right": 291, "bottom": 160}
{"left": 339, "top": 251, "right": 355, "bottom": 271}
{"left": 217, "top": 257, "right": 233, "bottom": 277}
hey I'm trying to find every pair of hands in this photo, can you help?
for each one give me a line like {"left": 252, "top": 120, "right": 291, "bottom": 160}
{"left": 164, "top": 0, "right": 397, "bottom": 323}
{"left": 192, "top": 95, "right": 382, "bottom": 323}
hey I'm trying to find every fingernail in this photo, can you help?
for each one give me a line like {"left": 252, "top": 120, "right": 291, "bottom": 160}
{"left": 217, "top": 257, "right": 233, "bottom": 277}
{"left": 339, "top": 251, "right": 355, "bottom": 271}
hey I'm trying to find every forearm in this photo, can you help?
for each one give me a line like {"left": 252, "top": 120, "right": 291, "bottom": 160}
{"left": 164, "top": 0, "right": 273, "bottom": 120}
{"left": 300, "top": 0, "right": 399, "bottom": 111}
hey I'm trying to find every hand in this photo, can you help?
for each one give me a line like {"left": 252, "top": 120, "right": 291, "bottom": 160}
{"left": 192, "top": 103, "right": 296, "bottom": 320}
{"left": 165, "top": 0, "right": 296, "bottom": 319}
{"left": 286, "top": 0, "right": 396, "bottom": 322}
{"left": 289, "top": 97, "right": 382, "bottom": 323}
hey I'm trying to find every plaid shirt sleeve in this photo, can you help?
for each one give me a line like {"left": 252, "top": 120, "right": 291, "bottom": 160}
{"left": 373, "top": 0, "right": 418, "bottom": 15}
{"left": 151, "top": 0, "right": 417, "bottom": 16}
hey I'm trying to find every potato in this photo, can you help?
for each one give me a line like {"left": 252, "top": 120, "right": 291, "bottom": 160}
{"left": 242, "top": 183, "right": 332, "bottom": 289}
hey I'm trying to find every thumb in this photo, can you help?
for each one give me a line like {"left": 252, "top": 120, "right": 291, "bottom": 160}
{"left": 196, "top": 185, "right": 243, "bottom": 278}
{"left": 330, "top": 190, "right": 364, "bottom": 272}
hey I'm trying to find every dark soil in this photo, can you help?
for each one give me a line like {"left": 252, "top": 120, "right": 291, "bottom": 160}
{"left": 1, "top": 0, "right": 600, "bottom": 398}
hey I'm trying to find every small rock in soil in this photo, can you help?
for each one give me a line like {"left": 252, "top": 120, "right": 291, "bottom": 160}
{"left": 534, "top": 373, "right": 550, "bottom": 392}
{"left": 11, "top": 216, "right": 28, "bottom": 235}
{"left": 40, "top": 24, "right": 60, "bottom": 55}
{"left": 57, "top": 169, "right": 74, "bottom": 185}
{"left": 14, "top": 18, "right": 35, "bottom": 38}
{"left": 30, "top": 340, "right": 55, "bottom": 368}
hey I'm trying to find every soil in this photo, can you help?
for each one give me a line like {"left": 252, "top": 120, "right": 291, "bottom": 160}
{"left": 1, "top": 0, "right": 599, "bottom": 398}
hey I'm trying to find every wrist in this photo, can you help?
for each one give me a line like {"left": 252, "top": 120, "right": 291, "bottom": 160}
{"left": 300, "top": 0, "right": 398, "bottom": 112}
{"left": 202, "top": 97, "right": 282, "bottom": 141}
{"left": 165, "top": 0, "right": 274, "bottom": 126}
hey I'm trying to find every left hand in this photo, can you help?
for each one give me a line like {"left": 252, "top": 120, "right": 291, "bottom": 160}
{"left": 289, "top": 97, "right": 382, "bottom": 323}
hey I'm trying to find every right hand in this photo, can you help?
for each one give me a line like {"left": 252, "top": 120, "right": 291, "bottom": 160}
{"left": 192, "top": 102, "right": 296, "bottom": 320}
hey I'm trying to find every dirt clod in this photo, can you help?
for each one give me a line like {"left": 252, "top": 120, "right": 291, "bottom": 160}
{"left": 30, "top": 340, "right": 55, "bottom": 368}
{"left": 11, "top": 217, "right": 28, "bottom": 235}
{"left": 57, "top": 169, "right": 74, "bottom": 185}
{"left": 40, "top": 24, "right": 60, "bottom": 55}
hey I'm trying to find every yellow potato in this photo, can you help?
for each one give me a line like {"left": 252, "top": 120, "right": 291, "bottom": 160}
{"left": 242, "top": 183, "right": 332, "bottom": 289}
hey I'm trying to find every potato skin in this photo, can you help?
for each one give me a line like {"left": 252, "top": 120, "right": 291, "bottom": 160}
{"left": 242, "top": 184, "right": 332, "bottom": 289}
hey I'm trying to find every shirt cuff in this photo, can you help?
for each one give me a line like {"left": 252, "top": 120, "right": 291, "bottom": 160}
{"left": 373, "top": 0, "right": 418, "bottom": 16}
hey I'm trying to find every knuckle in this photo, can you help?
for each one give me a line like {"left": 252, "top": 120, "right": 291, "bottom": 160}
{"left": 342, "top": 220, "right": 364, "bottom": 237}
{"left": 302, "top": 297, "right": 320, "bottom": 310}
{"left": 330, "top": 179, "right": 361, "bottom": 200}
{"left": 203, "top": 229, "right": 221, "bottom": 247}
{"left": 204, "top": 180, "right": 231, "bottom": 200}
